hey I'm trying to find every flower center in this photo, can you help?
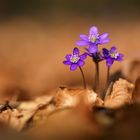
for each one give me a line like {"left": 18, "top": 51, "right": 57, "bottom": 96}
{"left": 70, "top": 54, "right": 80, "bottom": 63}
{"left": 89, "top": 34, "right": 98, "bottom": 43}
{"left": 110, "top": 52, "right": 119, "bottom": 59}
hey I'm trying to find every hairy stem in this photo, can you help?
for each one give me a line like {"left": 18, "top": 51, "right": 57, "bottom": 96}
{"left": 95, "top": 62, "right": 99, "bottom": 93}
{"left": 79, "top": 66, "right": 86, "bottom": 89}
{"left": 107, "top": 67, "right": 110, "bottom": 86}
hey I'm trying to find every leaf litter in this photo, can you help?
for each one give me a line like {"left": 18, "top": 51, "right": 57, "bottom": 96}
{"left": 0, "top": 76, "right": 139, "bottom": 140}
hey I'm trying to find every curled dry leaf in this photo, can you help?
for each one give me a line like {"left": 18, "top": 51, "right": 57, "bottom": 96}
{"left": 17, "top": 95, "right": 53, "bottom": 130}
{"left": 52, "top": 87, "right": 81, "bottom": 108}
{"left": 0, "top": 109, "right": 23, "bottom": 131}
{"left": 18, "top": 95, "right": 53, "bottom": 110}
{"left": 0, "top": 95, "right": 53, "bottom": 132}
{"left": 0, "top": 108, "right": 42, "bottom": 132}
{"left": 133, "top": 76, "right": 140, "bottom": 103}
{"left": 85, "top": 89, "right": 104, "bottom": 108}
{"left": 52, "top": 87, "right": 103, "bottom": 109}
{"left": 0, "top": 88, "right": 103, "bottom": 132}
{"left": 104, "top": 78, "right": 134, "bottom": 109}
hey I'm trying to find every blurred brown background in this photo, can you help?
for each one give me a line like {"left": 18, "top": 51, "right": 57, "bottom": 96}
{"left": 0, "top": 0, "right": 139, "bottom": 97}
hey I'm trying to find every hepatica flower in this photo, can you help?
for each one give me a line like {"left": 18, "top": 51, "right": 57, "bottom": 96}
{"left": 103, "top": 46, "right": 124, "bottom": 67}
{"left": 76, "top": 26, "right": 109, "bottom": 53}
{"left": 63, "top": 47, "right": 87, "bottom": 71}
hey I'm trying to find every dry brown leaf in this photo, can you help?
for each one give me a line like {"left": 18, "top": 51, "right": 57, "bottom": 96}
{"left": 84, "top": 89, "right": 104, "bottom": 108}
{"left": 0, "top": 94, "right": 53, "bottom": 132}
{"left": 18, "top": 95, "right": 53, "bottom": 110}
{"left": 0, "top": 79, "right": 135, "bottom": 133}
{"left": 52, "top": 87, "right": 103, "bottom": 109}
{"left": 0, "top": 109, "right": 23, "bottom": 131}
{"left": 0, "top": 108, "right": 42, "bottom": 132}
{"left": 104, "top": 78, "right": 134, "bottom": 108}
{"left": 17, "top": 95, "right": 53, "bottom": 130}
{"left": 132, "top": 76, "right": 140, "bottom": 103}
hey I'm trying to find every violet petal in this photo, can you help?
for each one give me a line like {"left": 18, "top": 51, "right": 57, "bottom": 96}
{"left": 106, "top": 58, "right": 114, "bottom": 67}
{"left": 103, "top": 48, "right": 109, "bottom": 56}
{"left": 88, "top": 44, "right": 98, "bottom": 53}
{"left": 65, "top": 54, "right": 72, "bottom": 60}
{"left": 70, "top": 64, "right": 78, "bottom": 71}
{"left": 80, "top": 34, "right": 89, "bottom": 41}
{"left": 99, "top": 38, "right": 110, "bottom": 44}
{"left": 63, "top": 61, "right": 72, "bottom": 65}
{"left": 110, "top": 46, "right": 117, "bottom": 53}
{"left": 116, "top": 53, "right": 124, "bottom": 61}
{"left": 80, "top": 53, "right": 87, "bottom": 60}
{"left": 89, "top": 26, "right": 98, "bottom": 36}
{"left": 76, "top": 40, "right": 89, "bottom": 46}
{"left": 99, "top": 33, "right": 109, "bottom": 40}
{"left": 78, "top": 60, "right": 85, "bottom": 67}
{"left": 73, "top": 47, "right": 79, "bottom": 55}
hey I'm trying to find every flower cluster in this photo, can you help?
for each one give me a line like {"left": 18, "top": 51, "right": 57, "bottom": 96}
{"left": 63, "top": 26, "right": 124, "bottom": 69}
{"left": 63, "top": 26, "right": 124, "bottom": 90}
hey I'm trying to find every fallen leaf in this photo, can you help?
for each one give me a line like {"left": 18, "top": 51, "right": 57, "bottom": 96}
{"left": 132, "top": 76, "right": 140, "bottom": 103}
{"left": 52, "top": 87, "right": 103, "bottom": 109}
{"left": 104, "top": 78, "right": 134, "bottom": 108}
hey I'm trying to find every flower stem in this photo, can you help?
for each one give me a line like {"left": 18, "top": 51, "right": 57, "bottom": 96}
{"left": 95, "top": 62, "right": 99, "bottom": 93}
{"left": 104, "top": 67, "right": 111, "bottom": 99}
{"left": 79, "top": 66, "right": 86, "bottom": 89}
{"left": 107, "top": 67, "right": 110, "bottom": 86}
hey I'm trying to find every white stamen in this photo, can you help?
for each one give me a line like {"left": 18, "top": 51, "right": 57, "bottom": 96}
{"left": 110, "top": 52, "right": 119, "bottom": 59}
{"left": 88, "top": 34, "right": 99, "bottom": 43}
{"left": 70, "top": 54, "right": 80, "bottom": 63}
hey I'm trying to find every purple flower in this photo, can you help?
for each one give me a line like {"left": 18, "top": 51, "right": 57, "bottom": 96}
{"left": 63, "top": 47, "right": 87, "bottom": 71}
{"left": 103, "top": 46, "right": 124, "bottom": 67}
{"left": 76, "top": 26, "right": 109, "bottom": 54}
